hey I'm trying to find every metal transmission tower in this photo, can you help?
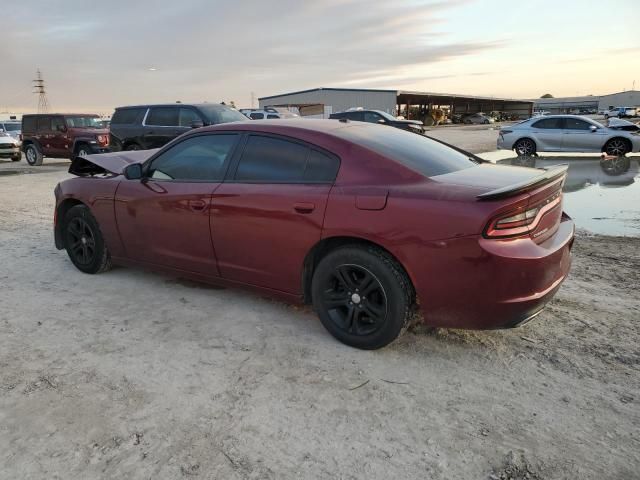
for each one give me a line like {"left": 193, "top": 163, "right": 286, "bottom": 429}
{"left": 33, "top": 69, "right": 50, "bottom": 113}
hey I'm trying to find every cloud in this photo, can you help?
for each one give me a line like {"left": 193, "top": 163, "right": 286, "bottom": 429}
{"left": 0, "top": 0, "right": 504, "bottom": 112}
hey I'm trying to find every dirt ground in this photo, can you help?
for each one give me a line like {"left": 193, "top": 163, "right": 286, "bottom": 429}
{"left": 1, "top": 135, "right": 639, "bottom": 478}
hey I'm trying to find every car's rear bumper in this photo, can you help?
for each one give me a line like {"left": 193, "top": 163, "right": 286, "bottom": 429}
{"left": 408, "top": 214, "right": 574, "bottom": 330}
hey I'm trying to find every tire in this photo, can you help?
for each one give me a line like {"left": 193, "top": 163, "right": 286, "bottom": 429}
{"left": 604, "top": 138, "right": 630, "bottom": 157}
{"left": 125, "top": 143, "right": 141, "bottom": 151}
{"left": 514, "top": 138, "right": 537, "bottom": 156}
{"left": 62, "top": 205, "right": 112, "bottom": 274}
{"left": 11, "top": 154, "right": 21, "bottom": 162}
{"left": 24, "top": 144, "right": 43, "bottom": 166}
{"left": 75, "top": 144, "right": 90, "bottom": 159}
{"left": 311, "top": 245, "right": 414, "bottom": 350}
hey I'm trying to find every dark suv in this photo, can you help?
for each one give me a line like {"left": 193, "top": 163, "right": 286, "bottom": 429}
{"left": 109, "top": 103, "right": 247, "bottom": 151}
{"left": 21, "top": 114, "right": 110, "bottom": 166}
{"left": 329, "top": 109, "right": 425, "bottom": 134}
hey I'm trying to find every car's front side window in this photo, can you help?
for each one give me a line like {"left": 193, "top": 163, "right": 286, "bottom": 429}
{"left": 179, "top": 108, "right": 203, "bottom": 127}
{"left": 147, "top": 134, "right": 238, "bottom": 181}
{"left": 363, "top": 112, "right": 382, "bottom": 123}
{"left": 564, "top": 118, "right": 591, "bottom": 130}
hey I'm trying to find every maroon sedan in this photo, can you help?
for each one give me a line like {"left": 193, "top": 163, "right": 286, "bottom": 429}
{"left": 54, "top": 119, "right": 574, "bottom": 349}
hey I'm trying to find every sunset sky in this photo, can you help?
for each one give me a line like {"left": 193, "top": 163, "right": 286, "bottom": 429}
{"left": 2, "top": 0, "right": 639, "bottom": 114}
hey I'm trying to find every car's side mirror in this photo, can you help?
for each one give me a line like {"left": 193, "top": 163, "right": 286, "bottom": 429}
{"left": 124, "top": 163, "right": 143, "bottom": 180}
{"left": 590, "top": 125, "right": 598, "bottom": 132}
{"left": 190, "top": 120, "right": 204, "bottom": 129}
{"left": 378, "top": 119, "right": 386, "bottom": 124}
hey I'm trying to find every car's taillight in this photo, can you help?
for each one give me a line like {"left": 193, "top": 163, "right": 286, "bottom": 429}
{"left": 484, "top": 191, "right": 561, "bottom": 238}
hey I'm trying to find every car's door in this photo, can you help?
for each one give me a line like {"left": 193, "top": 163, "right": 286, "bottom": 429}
{"left": 529, "top": 117, "right": 564, "bottom": 151}
{"left": 142, "top": 106, "right": 182, "bottom": 148}
{"left": 211, "top": 133, "right": 340, "bottom": 294}
{"left": 36, "top": 116, "right": 55, "bottom": 155}
{"left": 49, "top": 116, "right": 69, "bottom": 156}
{"left": 561, "top": 117, "right": 606, "bottom": 152}
{"left": 115, "top": 133, "right": 240, "bottom": 274}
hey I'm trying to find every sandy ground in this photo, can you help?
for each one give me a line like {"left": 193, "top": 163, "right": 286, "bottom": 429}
{"left": 1, "top": 133, "right": 639, "bottom": 479}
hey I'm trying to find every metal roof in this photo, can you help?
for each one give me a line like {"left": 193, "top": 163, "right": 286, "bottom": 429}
{"left": 259, "top": 87, "right": 397, "bottom": 101}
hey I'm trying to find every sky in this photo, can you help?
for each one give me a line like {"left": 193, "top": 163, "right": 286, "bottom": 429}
{"left": 2, "top": 0, "right": 639, "bottom": 115}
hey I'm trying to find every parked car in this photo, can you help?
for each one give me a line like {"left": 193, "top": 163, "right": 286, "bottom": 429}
{"left": 109, "top": 103, "right": 247, "bottom": 151}
{"left": 0, "top": 121, "right": 22, "bottom": 142}
{"left": 463, "top": 113, "right": 494, "bottom": 124}
{"left": 498, "top": 115, "right": 640, "bottom": 156}
{"left": 533, "top": 110, "right": 551, "bottom": 117}
{"left": 21, "top": 114, "right": 110, "bottom": 166}
{"left": 239, "top": 107, "right": 299, "bottom": 120}
{"left": 54, "top": 119, "right": 573, "bottom": 349}
{"left": 329, "top": 109, "right": 425, "bottom": 134}
{"left": 0, "top": 131, "right": 21, "bottom": 162}
{"left": 605, "top": 107, "right": 637, "bottom": 119}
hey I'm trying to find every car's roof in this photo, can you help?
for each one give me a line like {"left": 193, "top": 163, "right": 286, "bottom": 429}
{"left": 23, "top": 113, "right": 99, "bottom": 117}
{"left": 200, "top": 118, "right": 356, "bottom": 135}
{"left": 115, "top": 103, "right": 230, "bottom": 110}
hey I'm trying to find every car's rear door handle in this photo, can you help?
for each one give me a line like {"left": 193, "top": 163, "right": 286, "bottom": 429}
{"left": 293, "top": 202, "right": 315, "bottom": 214}
{"left": 189, "top": 200, "right": 207, "bottom": 212}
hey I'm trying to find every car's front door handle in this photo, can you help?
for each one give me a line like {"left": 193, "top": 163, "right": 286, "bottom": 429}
{"left": 293, "top": 202, "right": 315, "bottom": 214}
{"left": 189, "top": 200, "right": 207, "bottom": 212}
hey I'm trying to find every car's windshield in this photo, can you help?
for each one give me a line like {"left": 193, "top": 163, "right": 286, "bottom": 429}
{"left": 337, "top": 124, "right": 477, "bottom": 177}
{"left": 198, "top": 105, "right": 248, "bottom": 124}
{"left": 375, "top": 110, "right": 397, "bottom": 122}
{"left": 3, "top": 123, "right": 21, "bottom": 131}
{"left": 65, "top": 116, "right": 102, "bottom": 128}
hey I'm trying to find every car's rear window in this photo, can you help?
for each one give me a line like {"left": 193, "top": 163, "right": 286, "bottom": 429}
{"left": 336, "top": 124, "right": 476, "bottom": 177}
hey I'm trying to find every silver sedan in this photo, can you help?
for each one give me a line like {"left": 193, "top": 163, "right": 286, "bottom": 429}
{"left": 497, "top": 115, "right": 640, "bottom": 156}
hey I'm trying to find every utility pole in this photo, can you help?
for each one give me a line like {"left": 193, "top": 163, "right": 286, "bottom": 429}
{"left": 33, "top": 69, "right": 50, "bottom": 113}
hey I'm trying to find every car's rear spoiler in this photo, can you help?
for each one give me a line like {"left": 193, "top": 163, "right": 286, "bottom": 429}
{"left": 476, "top": 164, "right": 568, "bottom": 201}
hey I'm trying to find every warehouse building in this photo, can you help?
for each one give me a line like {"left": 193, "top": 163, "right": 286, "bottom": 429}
{"left": 533, "top": 90, "right": 640, "bottom": 114}
{"left": 259, "top": 87, "right": 534, "bottom": 121}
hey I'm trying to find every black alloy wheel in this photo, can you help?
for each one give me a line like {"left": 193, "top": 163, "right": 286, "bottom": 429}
{"left": 63, "top": 205, "right": 112, "bottom": 274}
{"left": 320, "top": 264, "right": 388, "bottom": 337}
{"left": 311, "top": 246, "right": 414, "bottom": 349}
{"left": 514, "top": 138, "right": 536, "bottom": 156}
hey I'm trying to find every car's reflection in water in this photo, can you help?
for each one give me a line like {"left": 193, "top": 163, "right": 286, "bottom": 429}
{"left": 492, "top": 155, "right": 640, "bottom": 237}
{"left": 496, "top": 155, "right": 639, "bottom": 192}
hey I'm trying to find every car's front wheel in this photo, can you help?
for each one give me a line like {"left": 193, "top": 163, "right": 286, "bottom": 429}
{"left": 63, "top": 205, "right": 112, "bottom": 274}
{"left": 514, "top": 138, "right": 537, "bottom": 156}
{"left": 604, "top": 138, "right": 630, "bottom": 156}
{"left": 311, "top": 245, "right": 414, "bottom": 350}
{"left": 24, "top": 144, "right": 43, "bottom": 166}
{"left": 75, "top": 144, "right": 90, "bottom": 159}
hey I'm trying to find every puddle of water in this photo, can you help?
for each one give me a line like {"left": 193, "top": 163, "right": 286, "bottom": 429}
{"left": 0, "top": 169, "right": 49, "bottom": 176}
{"left": 478, "top": 151, "right": 640, "bottom": 237}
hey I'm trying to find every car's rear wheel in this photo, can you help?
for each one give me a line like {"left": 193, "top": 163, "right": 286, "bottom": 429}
{"left": 63, "top": 205, "right": 112, "bottom": 274}
{"left": 514, "top": 138, "right": 537, "bottom": 156}
{"left": 311, "top": 245, "right": 413, "bottom": 350}
{"left": 604, "top": 138, "right": 630, "bottom": 156}
{"left": 24, "top": 144, "right": 43, "bottom": 166}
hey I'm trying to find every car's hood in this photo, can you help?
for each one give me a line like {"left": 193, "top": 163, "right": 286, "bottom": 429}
{"left": 69, "top": 149, "right": 158, "bottom": 176}
{"left": 0, "top": 135, "right": 18, "bottom": 145}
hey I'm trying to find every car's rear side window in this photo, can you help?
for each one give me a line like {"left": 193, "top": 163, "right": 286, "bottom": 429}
{"left": 250, "top": 112, "right": 264, "bottom": 120}
{"left": 234, "top": 135, "right": 339, "bottom": 183}
{"left": 336, "top": 125, "right": 475, "bottom": 177}
{"left": 111, "top": 108, "right": 147, "bottom": 125}
{"left": 146, "top": 107, "right": 179, "bottom": 126}
{"left": 532, "top": 118, "right": 563, "bottom": 129}
{"left": 22, "top": 117, "right": 37, "bottom": 132}
{"left": 36, "top": 116, "right": 51, "bottom": 131}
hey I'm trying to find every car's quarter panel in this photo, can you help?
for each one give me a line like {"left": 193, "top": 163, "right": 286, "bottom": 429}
{"left": 114, "top": 179, "right": 220, "bottom": 275}
{"left": 54, "top": 177, "right": 124, "bottom": 257}
{"left": 211, "top": 183, "right": 332, "bottom": 294}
